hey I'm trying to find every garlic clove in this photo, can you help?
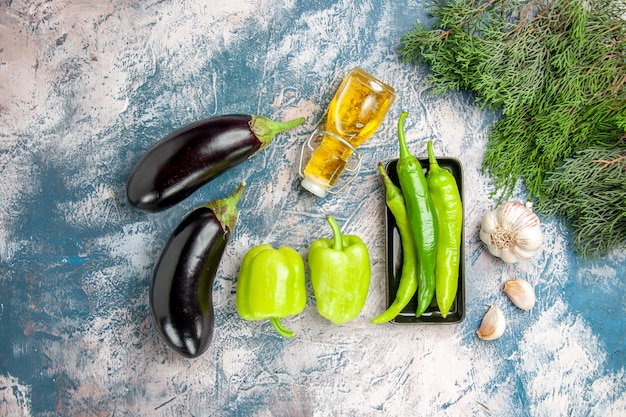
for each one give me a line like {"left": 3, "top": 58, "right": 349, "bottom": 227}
{"left": 499, "top": 201, "right": 526, "bottom": 230}
{"left": 480, "top": 210, "right": 499, "bottom": 233}
{"left": 512, "top": 245, "right": 540, "bottom": 261}
{"left": 503, "top": 279, "right": 536, "bottom": 311}
{"left": 516, "top": 227, "right": 544, "bottom": 251}
{"left": 476, "top": 305, "right": 506, "bottom": 340}
{"left": 499, "top": 248, "right": 519, "bottom": 264}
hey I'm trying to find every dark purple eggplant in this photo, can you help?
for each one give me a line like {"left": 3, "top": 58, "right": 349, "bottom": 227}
{"left": 150, "top": 182, "right": 245, "bottom": 358}
{"left": 127, "top": 114, "right": 304, "bottom": 212}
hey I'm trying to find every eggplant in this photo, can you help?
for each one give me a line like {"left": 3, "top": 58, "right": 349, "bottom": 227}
{"left": 150, "top": 182, "right": 245, "bottom": 358}
{"left": 127, "top": 114, "right": 304, "bottom": 212}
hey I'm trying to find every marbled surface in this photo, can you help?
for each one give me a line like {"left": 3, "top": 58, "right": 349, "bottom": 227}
{"left": 1, "top": 1, "right": 625, "bottom": 416}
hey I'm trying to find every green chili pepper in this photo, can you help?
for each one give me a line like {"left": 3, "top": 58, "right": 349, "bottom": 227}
{"left": 236, "top": 244, "right": 306, "bottom": 338}
{"left": 371, "top": 162, "right": 418, "bottom": 324}
{"left": 426, "top": 141, "right": 463, "bottom": 318}
{"left": 395, "top": 111, "right": 439, "bottom": 317}
{"left": 309, "top": 215, "right": 371, "bottom": 325}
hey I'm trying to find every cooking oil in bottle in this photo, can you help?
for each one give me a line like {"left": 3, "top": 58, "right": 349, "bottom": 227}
{"left": 301, "top": 68, "right": 395, "bottom": 197}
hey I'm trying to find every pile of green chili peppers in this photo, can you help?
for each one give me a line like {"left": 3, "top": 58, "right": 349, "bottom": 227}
{"left": 372, "top": 111, "right": 463, "bottom": 322}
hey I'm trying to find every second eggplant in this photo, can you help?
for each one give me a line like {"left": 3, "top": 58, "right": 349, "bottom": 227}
{"left": 127, "top": 114, "right": 304, "bottom": 212}
{"left": 150, "top": 183, "right": 245, "bottom": 358}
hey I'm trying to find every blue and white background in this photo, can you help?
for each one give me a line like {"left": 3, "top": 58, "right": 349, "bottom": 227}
{"left": 1, "top": 1, "right": 625, "bottom": 415}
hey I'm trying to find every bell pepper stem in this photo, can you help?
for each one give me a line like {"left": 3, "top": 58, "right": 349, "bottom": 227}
{"left": 326, "top": 215, "right": 344, "bottom": 251}
{"left": 270, "top": 317, "right": 295, "bottom": 339}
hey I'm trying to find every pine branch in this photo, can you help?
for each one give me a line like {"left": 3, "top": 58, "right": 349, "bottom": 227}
{"left": 399, "top": 0, "right": 626, "bottom": 257}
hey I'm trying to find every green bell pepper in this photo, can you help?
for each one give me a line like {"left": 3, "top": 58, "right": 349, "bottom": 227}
{"left": 236, "top": 244, "right": 306, "bottom": 338}
{"left": 308, "top": 215, "right": 371, "bottom": 325}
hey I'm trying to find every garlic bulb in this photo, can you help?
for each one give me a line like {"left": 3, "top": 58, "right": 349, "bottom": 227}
{"left": 480, "top": 201, "right": 543, "bottom": 263}
{"left": 476, "top": 305, "right": 506, "bottom": 340}
{"left": 503, "top": 279, "right": 536, "bottom": 311}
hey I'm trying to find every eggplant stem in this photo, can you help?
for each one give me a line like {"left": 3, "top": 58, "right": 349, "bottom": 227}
{"left": 205, "top": 182, "right": 246, "bottom": 233}
{"left": 250, "top": 115, "right": 305, "bottom": 150}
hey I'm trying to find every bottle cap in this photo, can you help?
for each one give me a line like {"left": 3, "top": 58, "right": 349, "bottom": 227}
{"left": 301, "top": 176, "right": 328, "bottom": 198}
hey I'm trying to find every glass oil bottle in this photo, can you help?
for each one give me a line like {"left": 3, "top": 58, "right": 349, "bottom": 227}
{"left": 300, "top": 68, "right": 396, "bottom": 197}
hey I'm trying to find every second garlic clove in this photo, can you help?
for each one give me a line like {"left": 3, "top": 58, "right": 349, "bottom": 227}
{"left": 503, "top": 279, "right": 536, "bottom": 311}
{"left": 476, "top": 305, "right": 506, "bottom": 340}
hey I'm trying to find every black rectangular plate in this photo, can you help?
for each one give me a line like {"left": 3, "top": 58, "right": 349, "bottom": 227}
{"left": 384, "top": 158, "right": 465, "bottom": 324}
